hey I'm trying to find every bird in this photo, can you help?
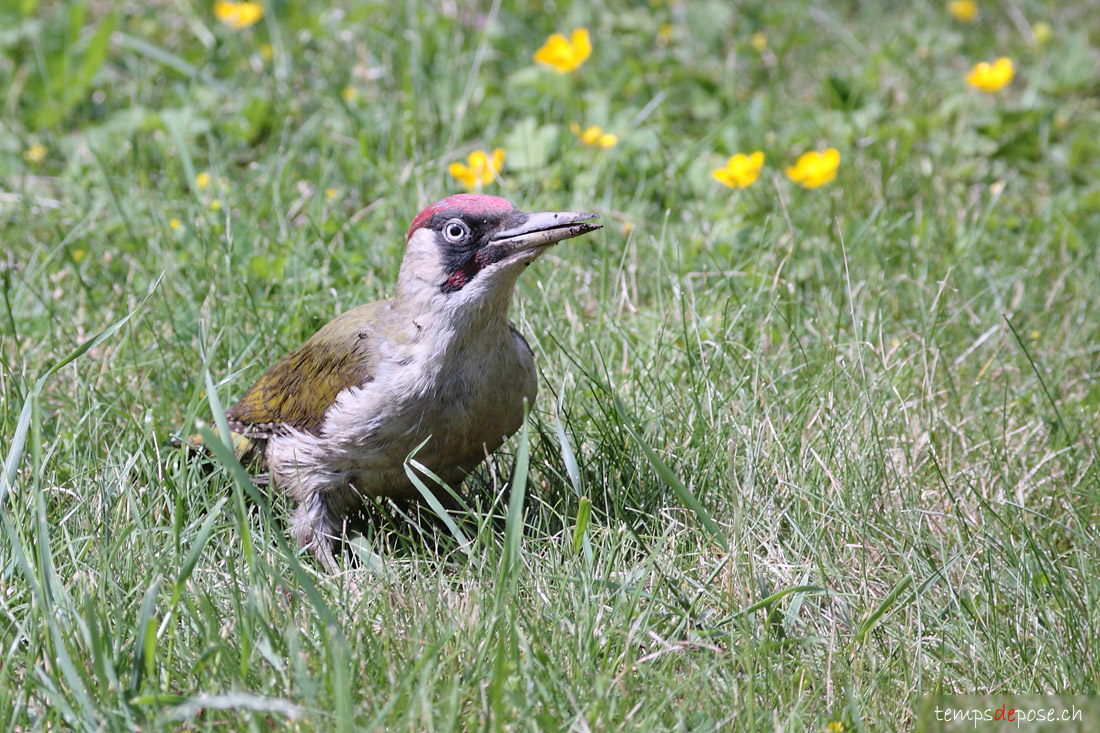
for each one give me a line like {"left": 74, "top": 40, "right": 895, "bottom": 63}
{"left": 209, "top": 193, "right": 600, "bottom": 568}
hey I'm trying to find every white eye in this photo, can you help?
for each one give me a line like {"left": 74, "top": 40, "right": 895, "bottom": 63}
{"left": 443, "top": 220, "right": 469, "bottom": 243}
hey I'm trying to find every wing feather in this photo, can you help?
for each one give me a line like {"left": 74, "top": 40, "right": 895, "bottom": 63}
{"left": 225, "top": 302, "right": 384, "bottom": 437}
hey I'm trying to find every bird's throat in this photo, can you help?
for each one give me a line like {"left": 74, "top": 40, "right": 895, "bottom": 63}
{"left": 441, "top": 243, "right": 542, "bottom": 294}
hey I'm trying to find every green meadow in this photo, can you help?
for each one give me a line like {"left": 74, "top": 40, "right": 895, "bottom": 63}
{"left": 2, "top": 0, "right": 1099, "bottom": 729}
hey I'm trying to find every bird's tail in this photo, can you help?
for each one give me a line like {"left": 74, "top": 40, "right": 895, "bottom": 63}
{"left": 169, "top": 425, "right": 270, "bottom": 483}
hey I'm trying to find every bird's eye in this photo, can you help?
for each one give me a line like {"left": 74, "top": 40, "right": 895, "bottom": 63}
{"left": 442, "top": 220, "right": 469, "bottom": 243}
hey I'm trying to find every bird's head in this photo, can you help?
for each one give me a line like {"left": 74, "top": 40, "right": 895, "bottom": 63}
{"left": 397, "top": 194, "right": 600, "bottom": 311}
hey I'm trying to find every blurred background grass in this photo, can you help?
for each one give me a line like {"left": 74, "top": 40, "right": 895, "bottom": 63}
{"left": 1, "top": 0, "right": 1099, "bottom": 729}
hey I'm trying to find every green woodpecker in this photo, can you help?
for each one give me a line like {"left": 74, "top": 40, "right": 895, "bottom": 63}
{"left": 217, "top": 194, "right": 600, "bottom": 568}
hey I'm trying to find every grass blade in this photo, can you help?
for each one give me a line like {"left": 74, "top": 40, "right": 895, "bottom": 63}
{"left": 171, "top": 496, "right": 228, "bottom": 604}
{"left": 572, "top": 496, "right": 592, "bottom": 555}
{"left": 500, "top": 405, "right": 531, "bottom": 583}
{"left": 854, "top": 574, "right": 913, "bottom": 644}
{"left": 734, "top": 585, "right": 830, "bottom": 619}
{"left": 129, "top": 576, "right": 163, "bottom": 696}
{"left": 405, "top": 451, "right": 476, "bottom": 562}
{"left": 113, "top": 32, "right": 230, "bottom": 93}
{"left": 612, "top": 395, "right": 729, "bottom": 552}
{"left": 0, "top": 399, "right": 32, "bottom": 503}
{"left": 553, "top": 407, "right": 582, "bottom": 495}
{"left": 1, "top": 274, "right": 161, "bottom": 504}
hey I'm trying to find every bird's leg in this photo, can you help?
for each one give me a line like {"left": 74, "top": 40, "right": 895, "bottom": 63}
{"left": 290, "top": 493, "right": 343, "bottom": 570}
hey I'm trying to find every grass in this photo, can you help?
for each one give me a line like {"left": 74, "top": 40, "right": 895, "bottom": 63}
{"left": 2, "top": 0, "right": 1099, "bottom": 729}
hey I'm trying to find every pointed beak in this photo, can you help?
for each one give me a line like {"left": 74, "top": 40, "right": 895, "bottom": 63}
{"left": 490, "top": 211, "right": 601, "bottom": 252}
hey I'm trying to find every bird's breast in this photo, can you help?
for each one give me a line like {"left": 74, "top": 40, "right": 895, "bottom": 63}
{"left": 418, "top": 325, "right": 537, "bottom": 470}
{"left": 305, "top": 321, "right": 537, "bottom": 491}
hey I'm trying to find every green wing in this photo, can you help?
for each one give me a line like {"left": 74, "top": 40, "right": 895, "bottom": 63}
{"left": 226, "top": 302, "right": 384, "bottom": 437}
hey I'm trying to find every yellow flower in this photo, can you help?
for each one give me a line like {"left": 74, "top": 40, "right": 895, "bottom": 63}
{"left": 826, "top": 722, "right": 845, "bottom": 733}
{"left": 210, "top": 199, "right": 222, "bottom": 211}
{"left": 169, "top": 218, "right": 182, "bottom": 230}
{"left": 750, "top": 33, "right": 767, "bottom": 51}
{"left": 72, "top": 248, "right": 87, "bottom": 263}
{"left": 23, "top": 143, "right": 47, "bottom": 163}
{"left": 533, "top": 28, "right": 592, "bottom": 73}
{"left": 712, "top": 151, "right": 765, "bottom": 189}
{"left": 1032, "top": 21, "right": 1052, "bottom": 46}
{"left": 966, "top": 57, "right": 1014, "bottom": 92}
{"left": 786, "top": 148, "right": 840, "bottom": 189}
{"left": 948, "top": 0, "right": 978, "bottom": 23}
{"left": 214, "top": 1, "right": 263, "bottom": 30}
{"left": 195, "top": 171, "right": 211, "bottom": 190}
{"left": 341, "top": 86, "right": 358, "bottom": 103}
{"left": 570, "top": 123, "right": 618, "bottom": 148}
{"left": 448, "top": 149, "right": 505, "bottom": 190}
{"left": 325, "top": 187, "right": 338, "bottom": 201}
